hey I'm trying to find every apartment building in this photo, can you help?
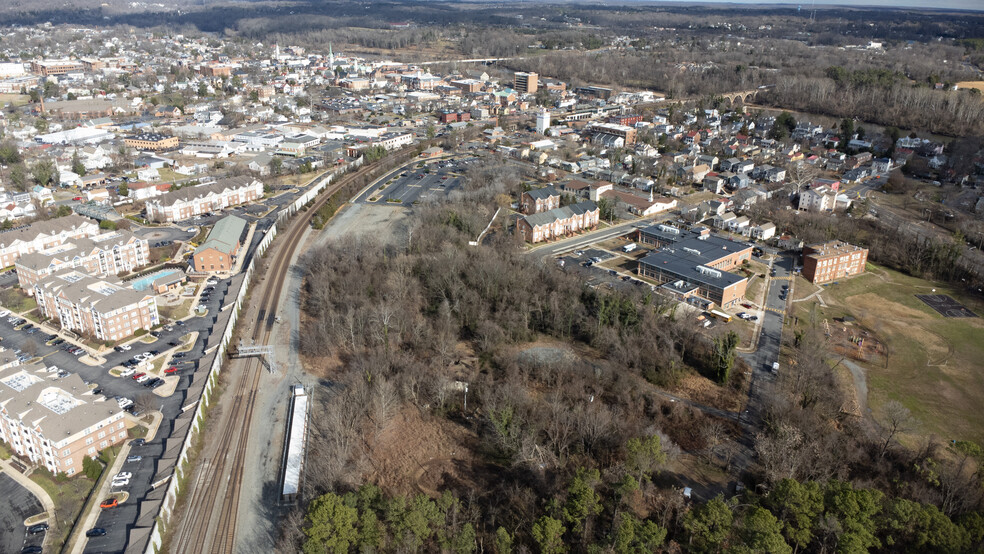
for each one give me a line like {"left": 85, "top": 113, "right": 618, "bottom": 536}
{"left": 513, "top": 72, "right": 539, "bottom": 94}
{"left": 192, "top": 215, "right": 247, "bottom": 273}
{"left": 145, "top": 176, "right": 264, "bottom": 223}
{"left": 0, "top": 215, "right": 100, "bottom": 268}
{"left": 521, "top": 187, "right": 562, "bottom": 214}
{"left": 15, "top": 231, "right": 150, "bottom": 293}
{"left": 0, "top": 364, "right": 127, "bottom": 476}
{"left": 123, "top": 133, "right": 179, "bottom": 152}
{"left": 802, "top": 241, "right": 868, "bottom": 284}
{"left": 517, "top": 201, "right": 600, "bottom": 243}
{"left": 34, "top": 269, "right": 159, "bottom": 342}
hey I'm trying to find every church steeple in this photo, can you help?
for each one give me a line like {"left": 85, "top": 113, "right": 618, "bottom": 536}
{"left": 329, "top": 42, "right": 334, "bottom": 66}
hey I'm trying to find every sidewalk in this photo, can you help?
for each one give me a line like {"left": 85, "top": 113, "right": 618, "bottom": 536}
{"left": 67, "top": 442, "right": 132, "bottom": 554}
{"left": 0, "top": 457, "right": 55, "bottom": 551}
{"left": 66, "top": 411, "right": 163, "bottom": 554}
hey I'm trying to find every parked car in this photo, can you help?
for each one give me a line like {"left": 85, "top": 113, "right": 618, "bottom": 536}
{"left": 28, "top": 523, "right": 49, "bottom": 534}
{"left": 136, "top": 374, "right": 151, "bottom": 384}
{"left": 115, "top": 472, "right": 132, "bottom": 480}
{"left": 111, "top": 478, "right": 129, "bottom": 488}
{"left": 21, "top": 546, "right": 42, "bottom": 554}
{"left": 0, "top": 309, "right": 9, "bottom": 317}
{"left": 164, "top": 367, "right": 178, "bottom": 374}
{"left": 130, "top": 438, "right": 145, "bottom": 446}
{"left": 100, "top": 498, "right": 118, "bottom": 509}
{"left": 86, "top": 528, "right": 107, "bottom": 537}
{"left": 132, "top": 372, "right": 145, "bottom": 380}
{"left": 126, "top": 456, "right": 142, "bottom": 463}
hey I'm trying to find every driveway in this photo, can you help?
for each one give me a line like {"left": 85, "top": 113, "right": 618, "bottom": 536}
{"left": 0, "top": 473, "right": 44, "bottom": 554}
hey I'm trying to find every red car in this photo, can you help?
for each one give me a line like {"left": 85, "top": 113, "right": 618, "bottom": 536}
{"left": 100, "top": 498, "right": 118, "bottom": 509}
{"left": 131, "top": 372, "right": 145, "bottom": 380}
{"left": 164, "top": 367, "right": 178, "bottom": 374}
{"left": 73, "top": 196, "right": 83, "bottom": 201}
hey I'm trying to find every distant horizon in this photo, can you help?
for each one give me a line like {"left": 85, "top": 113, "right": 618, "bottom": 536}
{"left": 626, "top": 0, "right": 984, "bottom": 11}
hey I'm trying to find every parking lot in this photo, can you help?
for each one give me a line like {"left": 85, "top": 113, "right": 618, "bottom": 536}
{"left": 0, "top": 274, "right": 233, "bottom": 552}
{"left": 0, "top": 473, "right": 44, "bottom": 554}
{"left": 356, "top": 158, "right": 474, "bottom": 206}
{"left": 558, "top": 248, "right": 647, "bottom": 293}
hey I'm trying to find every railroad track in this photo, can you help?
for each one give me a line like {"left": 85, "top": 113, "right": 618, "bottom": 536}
{"left": 169, "top": 153, "right": 418, "bottom": 553}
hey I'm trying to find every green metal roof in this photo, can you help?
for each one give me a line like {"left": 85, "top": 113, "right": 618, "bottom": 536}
{"left": 194, "top": 215, "right": 247, "bottom": 256}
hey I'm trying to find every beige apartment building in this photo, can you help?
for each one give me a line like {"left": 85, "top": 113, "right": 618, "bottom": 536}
{"left": 34, "top": 269, "right": 159, "bottom": 342}
{"left": 0, "top": 364, "right": 127, "bottom": 476}
{"left": 145, "top": 176, "right": 264, "bottom": 223}
{"left": 15, "top": 230, "right": 150, "bottom": 293}
{"left": 0, "top": 215, "right": 100, "bottom": 268}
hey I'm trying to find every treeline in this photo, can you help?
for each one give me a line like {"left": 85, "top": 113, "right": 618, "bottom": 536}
{"left": 760, "top": 75, "right": 984, "bottom": 137}
{"left": 293, "top": 476, "right": 984, "bottom": 553}
{"left": 749, "top": 200, "right": 983, "bottom": 289}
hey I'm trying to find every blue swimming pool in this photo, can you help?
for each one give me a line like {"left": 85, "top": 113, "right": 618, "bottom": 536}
{"left": 131, "top": 269, "right": 179, "bottom": 291}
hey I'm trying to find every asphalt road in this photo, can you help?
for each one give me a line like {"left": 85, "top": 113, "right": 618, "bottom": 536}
{"left": 530, "top": 219, "right": 655, "bottom": 258}
{"left": 0, "top": 473, "right": 44, "bottom": 554}
{"left": 131, "top": 225, "right": 196, "bottom": 247}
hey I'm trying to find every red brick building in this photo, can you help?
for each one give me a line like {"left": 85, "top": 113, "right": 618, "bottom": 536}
{"left": 802, "top": 241, "right": 868, "bottom": 284}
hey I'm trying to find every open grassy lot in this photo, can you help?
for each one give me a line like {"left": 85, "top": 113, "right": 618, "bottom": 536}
{"left": 791, "top": 263, "right": 984, "bottom": 443}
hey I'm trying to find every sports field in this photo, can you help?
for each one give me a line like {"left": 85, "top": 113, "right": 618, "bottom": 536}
{"left": 792, "top": 263, "right": 984, "bottom": 444}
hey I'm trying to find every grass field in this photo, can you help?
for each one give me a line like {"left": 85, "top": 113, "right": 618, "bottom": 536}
{"left": 791, "top": 263, "right": 984, "bottom": 443}
{"left": 956, "top": 81, "right": 984, "bottom": 94}
{"left": 0, "top": 93, "right": 30, "bottom": 107}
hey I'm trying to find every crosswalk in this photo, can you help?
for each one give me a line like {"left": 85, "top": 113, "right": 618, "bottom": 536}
{"left": 768, "top": 275, "right": 794, "bottom": 281}
{"left": 763, "top": 306, "right": 787, "bottom": 315}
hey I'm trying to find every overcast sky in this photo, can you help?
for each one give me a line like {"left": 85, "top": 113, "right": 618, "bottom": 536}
{"left": 660, "top": 0, "right": 984, "bottom": 10}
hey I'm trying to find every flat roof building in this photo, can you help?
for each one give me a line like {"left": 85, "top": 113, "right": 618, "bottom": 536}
{"left": 636, "top": 224, "right": 752, "bottom": 308}
{"left": 514, "top": 72, "right": 539, "bottom": 94}
{"left": 124, "top": 133, "right": 179, "bottom": 152}
{"left": 802, "top": 240, "right": 868, "bottom": 284}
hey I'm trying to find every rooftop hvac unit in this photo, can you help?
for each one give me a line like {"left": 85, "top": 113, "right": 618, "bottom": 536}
{"left": 683, "top": 247, "right": 701, "bottom": 256}
{"left": 696, "top": 265, "right": 722, "bottom": 279}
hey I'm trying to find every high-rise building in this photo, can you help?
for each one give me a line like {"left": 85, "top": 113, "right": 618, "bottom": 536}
{"left": 514, "top": 71, "right": 539, "bottom": 93}
{"left": 536, "top": 110, "right": 551, "bottom": 134}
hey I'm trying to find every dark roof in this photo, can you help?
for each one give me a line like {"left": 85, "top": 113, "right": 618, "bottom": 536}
{"left": 525, "top": 187, "right": 561, "bottom": 201}
{"left": 522, "top": 200, "right": 598, "bottom": 228}
{"left": 639, "top": 249, "right": 746, "bottom": 290}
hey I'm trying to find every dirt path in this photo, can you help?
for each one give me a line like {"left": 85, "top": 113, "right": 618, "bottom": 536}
{"left": 839, "top": 359, "right": 869, "bottom": 416}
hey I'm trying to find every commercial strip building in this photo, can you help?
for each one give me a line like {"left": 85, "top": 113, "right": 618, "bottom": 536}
{"left": 145, "top": 176, "right": 264, "bottom": 223}
{"left": 192, "top": 215, "right": 247, "bottom": 273}
{"left": 123, "top": 133, "right": 179, "bottom": 152}
{"left": 15, "top": 230, "right": 150, "bottom": 292}
{"left": 34, "top": 269, "right": 160, "bottom": 342}
{"left": 636, "top": 224, "right": 752, "bottom": 308}
{"left": 0, "top": 363, "right": 128, "bottom": 476}
{"left": 0, "top": 215, "right": 100, "bottom": 268}
{"left": 802, "top": 240, "right": 868, "bottom": 284}
{"left": 517, "top": 201, "right": 600, "bottom": 243}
